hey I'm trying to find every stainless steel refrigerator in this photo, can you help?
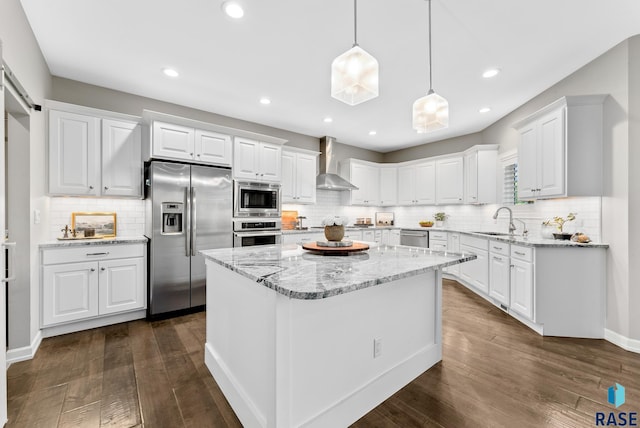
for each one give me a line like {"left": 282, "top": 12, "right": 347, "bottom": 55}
{"left": 145, "top": 161, "right": 232, "bottom": 316}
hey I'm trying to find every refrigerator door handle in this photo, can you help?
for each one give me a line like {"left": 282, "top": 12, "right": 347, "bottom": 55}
{"left": 185, "top": 186, "right": 191, "bottom": 257}
{"left": 191, "top": 187, "right": 197, "bottom": 257}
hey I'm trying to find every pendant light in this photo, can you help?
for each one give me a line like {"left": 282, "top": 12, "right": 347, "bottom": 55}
{"left": 331, "top": 0, "right": 379, "bottom": 106}
{"left": 412, "top": 0, "right": 449, "bottom": 133}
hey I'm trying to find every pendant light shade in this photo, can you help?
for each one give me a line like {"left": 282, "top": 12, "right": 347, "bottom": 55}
{"left": 413, "top": 89, "right": 449, "bottom": 133}
{"left": 331, "top": 0, "right": 379, "bottom": 106}
{"left": 413, "top": 0, "right": 448, "bottom": 132}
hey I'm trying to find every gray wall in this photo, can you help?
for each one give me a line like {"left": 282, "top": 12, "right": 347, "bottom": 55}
{"left": 52, "top": 77, "right": 321, "bottom": 152}
{"left": 1, "top": 0, "right": 52, "bottom": 351}
{"left": 382, "top": 133, "right": 484, "bottom": 163}
{"left": 628, "top": 36, "right": 640, "bottom": 340}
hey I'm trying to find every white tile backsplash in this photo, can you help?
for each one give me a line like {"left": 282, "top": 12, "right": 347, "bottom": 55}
{"left": 284, "top": 191, "right": 602, "bottom": 242}
{"left": 49, "top": 198, "right": 145, "bottom": 239}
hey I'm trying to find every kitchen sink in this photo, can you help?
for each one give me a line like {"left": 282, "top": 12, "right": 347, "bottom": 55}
{"left": 471, "top": 231, "right": 513, "bottom": 236}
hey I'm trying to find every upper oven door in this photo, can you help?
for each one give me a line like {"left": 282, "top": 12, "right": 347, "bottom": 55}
{"left": 234, "top": 181, "right": 281, "bottom": 217}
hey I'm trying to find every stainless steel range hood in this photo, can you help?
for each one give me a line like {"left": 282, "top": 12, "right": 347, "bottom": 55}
{"left": 316, "top": 136, "right": 358, "bottom": 190}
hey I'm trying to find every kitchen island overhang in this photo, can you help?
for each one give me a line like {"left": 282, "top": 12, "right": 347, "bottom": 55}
{"left": 201, "top": 244, "right": 475, "bottom": 428}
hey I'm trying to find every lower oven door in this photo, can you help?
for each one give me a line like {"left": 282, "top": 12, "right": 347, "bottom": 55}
{"left": 233, "top": 231, "right": 282, "bottom": 247}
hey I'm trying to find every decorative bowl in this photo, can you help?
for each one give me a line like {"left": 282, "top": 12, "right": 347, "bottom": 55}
{"left": 419, "top": 221, "right": 434, "bottom": 227}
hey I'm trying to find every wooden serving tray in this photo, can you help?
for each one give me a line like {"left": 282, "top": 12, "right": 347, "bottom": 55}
{"left": 302, "top": 242, "right": 369, "bottom": 255}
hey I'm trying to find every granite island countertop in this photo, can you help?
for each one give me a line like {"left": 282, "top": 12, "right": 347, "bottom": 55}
{"left": 200, "top": 244, "right": 476, "bottom": 300}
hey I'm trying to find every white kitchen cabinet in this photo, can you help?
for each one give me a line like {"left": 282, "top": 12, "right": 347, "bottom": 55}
{"left": 102, "top": 119, "right": 142, "bottom": 197}
{"left": 513, "top": 95, "right": 605, "bottom": 200}
{"left": 343, "top": 230, "right": 363, "bottom": 242}
{"left": 282, "top": 148, "right": 319, "bottom": 204}
{"left": 362, "top": 229, "right": 375, "bottom": 242}
{"left": 429, "top": 231, "right": 448, "bottom": 251}
{"left": 379, "top": 166, "right": 398, "bottom": 206}
{"left": 397, "top": 161, "right": 436, "bottom": 205}
{"left": 282, "top": 232, "right": 324, "bottom": 246}
{"left": 195, "top": 129, "right": 232, "bottom": 165}
{"left": 435, "top": 156, "right": 463, "bottom": 204}
{"left": 41, "top": 243, "right": 146, "bottom": 329}
{"left": 458, "top": 235, "right": 489, "bottom": 294}
{"left": 340, "top": 159, "right": 380, "bottom": 206}
{"left": 150, "top": 121, "right": 232, "bottom": 166}
{"left": 234, "top": 137, "right": 282, "bottom": 182}
{"left": 388, "top": 230, "right": 401, "bottom": 246}
{"left": 445, "top": 232, "right": 460, "bottom": 276}
{"left": 489, "top": 240, "right": 510, "bottom": 307}
{"left": 48, "top": 104, "right": 142, "bottom": 198}
{"left": 510, "top": 246, "right": 534, "bottom": 320}
{"left": 464, "top": 145, "right": 498, "bottom": 204}
{"left": 152, "top": 121, "right": 195, "bottom": 161}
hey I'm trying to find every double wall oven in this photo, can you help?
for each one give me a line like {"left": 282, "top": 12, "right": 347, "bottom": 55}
{"left": 233, "top": 181, "right": 282, "bottom": 247}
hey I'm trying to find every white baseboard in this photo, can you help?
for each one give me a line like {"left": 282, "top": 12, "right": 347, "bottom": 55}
{"left": 605, "top": 329, "right": 640, "bottom": 353}
{"left": 7, "top": 330, "right": 42, "bottom": 367}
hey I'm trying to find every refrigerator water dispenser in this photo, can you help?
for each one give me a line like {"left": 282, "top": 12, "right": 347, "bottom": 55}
{"left": 161, "top": 202, "right": 183, "bottom": 234}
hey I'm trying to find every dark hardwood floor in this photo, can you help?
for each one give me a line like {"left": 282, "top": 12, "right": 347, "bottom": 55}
{"left": 7, "top": 280, "right": 640, "bottom": 427}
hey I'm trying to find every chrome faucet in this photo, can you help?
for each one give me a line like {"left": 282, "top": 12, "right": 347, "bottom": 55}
{"left": 493, "top": 206, "right": 516, "bottom": 235}
{"left": 513, "top": 218, "right": 529, "bottom": 238}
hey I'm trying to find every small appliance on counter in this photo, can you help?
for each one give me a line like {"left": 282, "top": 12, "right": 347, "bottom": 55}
{"left": 375, "top": 212, "right": 395, "bottom": 226}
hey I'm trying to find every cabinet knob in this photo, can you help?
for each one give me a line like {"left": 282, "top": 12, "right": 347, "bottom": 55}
{"left": 197, "top": 153, "right": 201, "bottom": 157}
{"left": 90, "top": 268, "right": 95, "bottom": 272}
{"left": 89, "top": 185, "right": 94, "bottom": 190}
{"left": 261, "top": 173, "right": 264, "bottom": 177}
{"left": 101, "top": 267, "right": 106, "bottom": 271}
{"left": 190, "top": 153, "right": 194, "bottom": 156}
{"left": 104, "top": 186, "right": 109, "bottom": 190}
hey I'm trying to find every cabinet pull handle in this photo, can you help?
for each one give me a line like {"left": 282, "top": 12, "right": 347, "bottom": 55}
{"left": 514, "top": 251, "right": 526, "bottom": 256}
{"left": 86, "top": 252, "right": 109, "bottom": 256}
{"left": 510, "top": 265, "right": 514, "bottom": 268}
{"left": 493, "top": 246, "right": 502, "bottom": 251}
{"left": 493, "top": 256, "right": 503, "bottom": 262}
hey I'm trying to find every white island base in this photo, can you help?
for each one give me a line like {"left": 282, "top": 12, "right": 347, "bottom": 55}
{"left": 204, "top": 261, "right": 442, "bottom": 428}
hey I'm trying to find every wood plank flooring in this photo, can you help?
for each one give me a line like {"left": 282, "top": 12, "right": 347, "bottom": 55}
{"left": 7, "top": 279, "right": 640, "bottom": 427}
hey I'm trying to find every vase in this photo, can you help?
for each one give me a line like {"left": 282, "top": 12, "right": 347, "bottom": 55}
{"left": 324, "top": 225, "right": 345, "bottom": 241}
{"left": 541, "top": 224, "right": 555, "bottom": 239}
{"left": 435, "top": 220, "right": 444, "bottom": 228}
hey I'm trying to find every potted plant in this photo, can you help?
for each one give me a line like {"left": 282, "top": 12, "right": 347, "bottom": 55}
{"left": 321, "top": 216, "right": 348, "bottom": 241}
{"left": 433, "top": 212, "right": 447, "bottom": 228}
{"left": 542, "top": 212, "right": 576, "bottom": 240}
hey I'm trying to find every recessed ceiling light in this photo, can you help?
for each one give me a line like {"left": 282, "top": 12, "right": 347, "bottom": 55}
{"left": 323, "top": 117, "right": 333, "bottom": 123}
{"left": 222, "top": 1, "right": 244, "bottom": 19}
{"left": 162, "top": 68, "right": 179, "bottom": 78}
{"left": 479, "top": 107, "right": 491, "bottom": 113}
{"left": 482, "top": 68, "right": 500, "bottom": 78}
{"left": 259, "top": 97, "right": 271, "bottom": 105}
{"left": 369, "top": 130, "right": 377, "bottom": 136}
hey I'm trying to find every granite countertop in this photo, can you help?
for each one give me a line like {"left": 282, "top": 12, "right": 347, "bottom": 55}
{"left": 283, "top": 226, "right": 608, "bottom": 248}
{"left": 39, "top": 236, "right": 149, "bottom": 248}
{"left": 200, "top": 244, "right": 476, "bottom": 300}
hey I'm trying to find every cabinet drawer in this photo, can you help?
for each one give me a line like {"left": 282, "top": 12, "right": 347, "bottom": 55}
{"left": 42, "top": 243, "right": 145, "bottom": 265}
{"left": 430, "top": 231, "right": 447, "bottom": 241}
{"left": 511, "top": 245, "right": 533, "bottom": 262}
{"left": 489, "top": 240, "right": 510, "bottom": 256}
{"left": 460, "top": 234, "right": 489, "bottom": 251}
{"left": 430, "top": 242, "right": 447, "bottom": 251}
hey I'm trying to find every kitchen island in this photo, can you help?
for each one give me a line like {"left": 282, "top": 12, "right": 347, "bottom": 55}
{"left": 200, "top": 244, "right": 475, "bottom": 428}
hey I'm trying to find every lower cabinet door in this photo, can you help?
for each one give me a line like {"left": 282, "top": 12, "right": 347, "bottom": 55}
{"left": 489, "top": 253, "right": 510, "bottom": 306}
{"left": 510, "top": 259, "right": 534, "bottom": 320}
{"left": 99, "top": 258, "right": 145, "bottom": 315}
{"left": 42, "top": 262, "right": 99, "bottom": 326}
{"left": 459, "top": 246, "right": 489, "bottom": 294}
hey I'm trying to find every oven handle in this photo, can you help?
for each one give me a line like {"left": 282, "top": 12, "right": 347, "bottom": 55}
{"left": 233, "top": 231, "right": 283, "bottom": 238}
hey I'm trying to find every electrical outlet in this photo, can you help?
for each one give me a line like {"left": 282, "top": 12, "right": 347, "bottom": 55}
{"left": 373, "top": 338, "right": 382, "bottom": 358}
{"left": 34, "top": 209, "right": 41, "bottom": 224}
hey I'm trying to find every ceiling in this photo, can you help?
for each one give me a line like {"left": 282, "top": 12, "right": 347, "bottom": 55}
{"left": 19, "top": 0, "right": 640, "bottom": 152}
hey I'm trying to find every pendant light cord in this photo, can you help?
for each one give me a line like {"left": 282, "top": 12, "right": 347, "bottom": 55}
{"left": 353, "top": 0, "right": 358, "bottom": 47}
{"left": 428, "top": 0, "right": 433, "bottom": 91}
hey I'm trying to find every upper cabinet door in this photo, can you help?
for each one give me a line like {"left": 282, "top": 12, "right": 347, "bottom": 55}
{"left": 49, "top": 110, "right": 101, "bottom": 196}
{"left": 102, "top": 119, "right": 142, "bottom": 198}
{"left": 259, "top": 142, "right": 282, "bottom": 182}
{"left": 435, "top": 157, "right": 463, "bottom": 204}
{"left": 281, "top": 151, "right": 296, "bottom": 202}
{"left": 379, "top": 167, "right": 397, "bottom": 206}
{"left": 195, "top": 130, "right": 232, "bottom": 166}
{"left": 537, "top": 108, "right": 565, "bottom": 198}
{"left": 464, "top": 151, "right": 478, "bottom": 203}
{"left": 233, "top": 137, "right": 260, "bottom": 180}
{"left": 152, "top": 121, "right": 195, "bottom": 161}
{"left": 414, "top": 161, "right": 436, "bottom": 204}
{"left": 517, "top": 124, "right": 538, "bottom": 199}
{"left": 294, "top": 152, "right": 317, "bottom": 203}
{"left": 397, "top": 165, "right": 415, "bottom": 205}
